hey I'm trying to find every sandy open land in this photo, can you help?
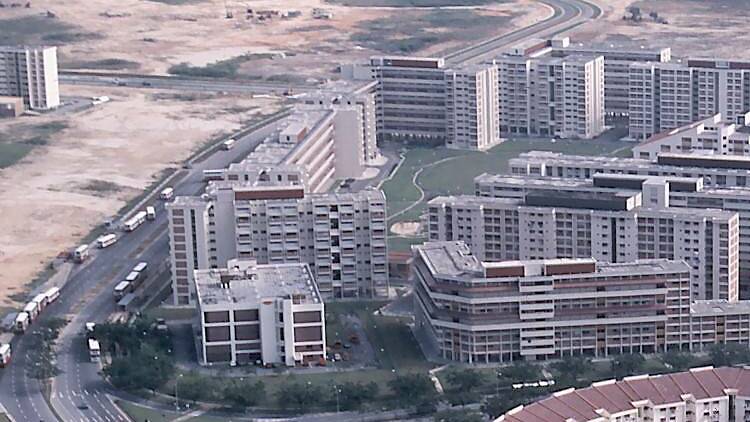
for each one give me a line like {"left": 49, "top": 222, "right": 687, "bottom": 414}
{"left": 0, "top": 0, "right": 549, "bottom": 81}
{"left": 573, "top": 0, "right": 750, "bottom": 60}
{"left": 0, "top": 87, "right": 280, "bottom": 307}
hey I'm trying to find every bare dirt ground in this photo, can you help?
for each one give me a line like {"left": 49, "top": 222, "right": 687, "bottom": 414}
{"left": 0, "top": 87, "right": 281, "bottom": 307}
{"left": 0, "top": 0, "right": 549, "bottom": 82}
{"left": 574, "top": 0, "right": 750, "bottom": 60}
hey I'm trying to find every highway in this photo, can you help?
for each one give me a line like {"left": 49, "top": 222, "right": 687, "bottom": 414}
{"left": 444, "top": 0, "right": 601, "bottom": 64}
{"left": 0, "top": 119, "right": 282, "bottom": 422}
{"left": 59, "top": 71, "right": 316, "bottom": 95}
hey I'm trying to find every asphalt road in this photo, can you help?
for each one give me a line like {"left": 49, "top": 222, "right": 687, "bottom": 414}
{"left": 59, "top": 71, "right": 315, "bottom": 96}
{"left": 0, "top": 120, "right": 281, "bottom": 422}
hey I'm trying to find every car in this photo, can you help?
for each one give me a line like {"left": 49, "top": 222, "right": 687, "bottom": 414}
{"left": 76, "top": 404, "right": 89, "bottom": 410}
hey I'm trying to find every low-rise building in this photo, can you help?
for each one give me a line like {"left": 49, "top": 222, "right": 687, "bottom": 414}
{"left": 413, "top": 241, "right": 750, "bottom": 364}
{"left": 0, "top": 96, "right": 23, "bottom": 118}
{"left": 196, "top": 260, "right": 325, "bottom": 367}
{"left": 496, "top": 366, "right": 750, "bottom": 422}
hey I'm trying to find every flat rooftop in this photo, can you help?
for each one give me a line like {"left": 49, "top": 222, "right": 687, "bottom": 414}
{"left": 195, "top": 262, "right": 321, "bottom": 307}
{"left": 691, "top": 300, "right": 750, "bottom": 315}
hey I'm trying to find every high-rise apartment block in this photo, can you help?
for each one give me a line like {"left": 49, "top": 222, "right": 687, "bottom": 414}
{"left": 444, "top": 64, "right": 501, "bottom": 150}
{"left": 0, "top": 46, "right": 59, "bottom": 110}
{"left": 497, "top": 367, "right": 750, "bottom": 422}
{"left": 168, "top": 184, "right": 387, "bottom": 305}
{"left": 196, "top": 260, "right": 325, "bottom": 366}
{"left": 428, "top": 183, "right": 739, "bottom": 302}
{"left": 633, "top": 112, "right": 750, "bottom": 160}
{"left": 414, "top": 241, "right": 750, "bottom": 363}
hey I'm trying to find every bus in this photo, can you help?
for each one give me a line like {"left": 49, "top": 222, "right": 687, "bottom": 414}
{"left": 44, "top": 287, "right": 61, "bottom": 304}
{"left": 222, "top": 138, "right": 237, "bottom": 150}
{"left": 202, "top": 169, "right": 224, "bottom": 182}
{"left": 113, "top": 281, "right": 131, "bottom": 301}
{"left": 146, "top": 206, "right": 156, "bottom": 220}
{"left": 31, "top": 293, "right": 48, "bottom": 312}
{"left": 14, "top": 312, "right": 29, "bottom": 334}
{"left": 125, "top": 271, "right": 142, "bottom": 288}
{"left": 88, "top": 339, "right": 101, "bottom": 363}
{"left": 133, "top": 261, "right": 148, "bottom": 275}
{"left": 0, "top": 343, "right": 11, "bottom": 368}
{"left": 73, "top": 244, "right": 89, "bottom": 263}
{"left": 23, "top": 301, "right": 39, "bottom": 322}
{"left": 123, "top": 211, "right": 147, "bottom": 232}
{"left": 160, "top": 187, "right": 174, "bottom": 201}
{"left": 97, "top": 233, "right": 118, "bottom": 248}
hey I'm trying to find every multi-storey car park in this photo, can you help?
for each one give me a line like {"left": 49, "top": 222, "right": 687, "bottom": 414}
{"left": 427, "top": 188, "right": 739, "bottom": 303}
{"left": 413, "top": 241, "right": 750, "bottom": 364}
{"left": 0, "top": 45, "right": 59, "bottom": 110}
{"left": 496, "top": 366, "right": 750, "bottom": 422}
{"left": 196, "top": 260, "right": 325, "bottom": 367}
{"left": 510, "top": 151, "right": 750, "bottom": 299}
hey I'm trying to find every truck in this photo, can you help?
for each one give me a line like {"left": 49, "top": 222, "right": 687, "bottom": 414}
{"left": 23, "top": 301, "right": 39, "bottom": 322}
{"left": 160, "top": 187, "right": 174, "bottom": 201}
{"left": 123, "top": 211, "right": 147, "bottom": 232}
{"left": 44, "top": 286, "right": 61, "bottom": 304}
{"left": 73, "top": 244, "right": 89, "bottom": 263}
{"left": 146, "top": 206, "right": 156, "bottom": 220}
{"left": 222, "top": 138, "right": 237, "bottom": 150}
{"left": 113, "top": 281, "right": 131, "bottom": 301}
{"left": 97, "top": 233, "right": 118, "bottom": 248}
{"left": 88, "top": 339, "right": 101, "bottom": 363}
{"left": 14, "top": 312, "right": 29, "bottom": 334}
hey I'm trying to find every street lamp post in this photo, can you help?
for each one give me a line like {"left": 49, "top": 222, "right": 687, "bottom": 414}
{"left": 175, "top": 373, "right": 183, "bottom": 411}
{"left": 333, "top": 384, "right": 340, "bottom": 413}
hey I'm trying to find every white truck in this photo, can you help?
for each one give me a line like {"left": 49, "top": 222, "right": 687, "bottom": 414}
{"left": 14, "top": 312, "right": 29, "bottom": 334}
{"left": 97, "top": 233, "right": 118, "bottom": 248}
{"left": 123, "top": 211, "right": 147, "bottom": 232}
{"left": 160, "top": 187, "right": 174, "bottom": 201}
{"left": 146, "top": 206, "right": 156, "bottom": 220}
{"left": 73, "top": 244, "right": 90, "bottom": 263}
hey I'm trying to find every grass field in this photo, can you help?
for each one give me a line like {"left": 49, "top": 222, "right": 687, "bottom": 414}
{"left": 382, "top": 137, "right": 631, "bottom": 251}
{"left": 116, "top": 400, "right": 229, "bottom": 422}
{"left": 0, "top": 120, "right": 69, "bottom": 169}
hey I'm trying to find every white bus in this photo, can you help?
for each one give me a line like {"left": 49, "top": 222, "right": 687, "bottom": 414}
{"left": 23, "top": 301, "right": 39, "bottom": 322}
{"left": 44, "top": 287, "right": 61, "bottom": 304}
{"left": 123, "top": 211, "right": 147, "bottom": 232}
{"left": 97, "top": 233, "right": 117, "bottom": 248}
{"left": 202, "top": 169, "right": 224, "bottom": 182}
{"left": 113, "top": 281, "right": 131, "bottom": 301}
{"left": 0, "top": 343, "right": 11, "bottom": 368}
{"left": 88, "top": 339, "right": 101, "bottom": 363}
{"left": 146, "top": 206, "right": 156, "bottom": 220}
{"left": 14, "top": 312, "right": 29, "bottom": 333}
{"left": 160, "top": 187, "right": 174, "bottom": 201}
{"left": 73, "top": 244, "right": 89, "bottom": 263}
{"left": 133, "top": 261, "right": 148, "bottom": 274}
{"left": 125, "top": 271, "right": 142, "bottom": 288}
{"left": 222, "top": 138, "right": 237, "bottom": 150}
{"left": 31, "top": 293, "right": 48, "bottom": 311}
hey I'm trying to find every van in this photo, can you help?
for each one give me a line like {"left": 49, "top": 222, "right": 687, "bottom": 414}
{"left": 146, "top": 206, "right": 156, "bottom": 220}
{"left": 160, "top": 187, "right": 174, "bottom": 201}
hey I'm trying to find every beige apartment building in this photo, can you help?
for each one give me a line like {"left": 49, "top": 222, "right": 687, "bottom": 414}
{"left": 444, "top": 64, "right": 501, "bottom": 150}
{"left": 497, "top": 367, "right": 750, "bottom": 422}
{"left": 414, "top": 241, "right": 750, "bottom": 364}
{"left": 167, "top": 185, "right": 388, "bottom": 305}
{"left": 196, "top": 260, "right": 325, "bottom": 367}
{"left": 427, "top": 188, "right": 739, "bottom": 302}
{"left": 0, "top": 46, "right": 59, "bottom": 110}
{"left": 633, "top": 112, "right": 750, "bottom": 160}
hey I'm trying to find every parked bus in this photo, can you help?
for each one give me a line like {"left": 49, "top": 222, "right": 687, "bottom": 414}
{"left": 113, "top": 281, "right": 131, "bottom": 301}
{"left": 222, "top": 138, "right": 237, "bottom": 150}
{"left": 133, "top": 261, "right": 148, "bottom": 275}
{"left": 123, "top": 211, "right": 147, "bottom": 232}
{"left": 44, "top": 287, "right": 60, "bottom": 304}
{"left": 31, "top": 293, "right": 48, "bottom": 312}
{"left": 160, "top": 187, "right": 174, "bottom": 200}
{"left": 88, "top": 339, "right": 101, "bottom": 363}
{"left": 0, "top": 343, "right": 11, "bottom": 368}
{"left": 117, "top": 293, "right": 137, "bottom": 312}
{"left": 73, "top": 244, "right": 89, "bottom": 263}
{"left": 146, "top": 206, "right": 156, "bottom": 221}
{"left": 23, "top": 301, "right": 39, "bottom": 322}
{"left": 97, "top": 233, "right": 117, "bottom": 248}
{"left": 125, "top": 271, "right": 142, "bottom": 288}
{"left": 202, "top": 169, "right": 224, "bottom": 182}
{"left": 14, "top": 312, "right": 29, "bottom": 334}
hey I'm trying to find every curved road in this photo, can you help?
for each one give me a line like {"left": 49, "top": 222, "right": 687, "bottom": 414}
{"left": 0, "top": 0, "right": 602, "bottom": 420}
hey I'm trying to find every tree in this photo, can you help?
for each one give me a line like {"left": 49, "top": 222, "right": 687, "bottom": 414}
{"left": 626, "top": 6, "right": 642, "bottom": 21}
{"left": 434, "top": 408, "right": 485, "bottom": 422}
{"left": 105, "top": 345, "right": 174, "bottom": 391}
{"left": 177, "top": 374, "right": 215, "bottom": 403}
{"left": 388, "top": 373, "right": 437, "bottom": 406}
{"left": 649, "top": 11, "right": 659, "bottom": 20}
{"left": 276, "top": 382, "right": 324, "bottom": 411}
{"left": 333, "top": 381, "right": 378, "bottom": 411}
{"left": 661, "top": 350, "right": 695, "bottom": 372}
{"left": 25, "top": 318, "right": 67, "bottom": 380}
{"left": 611, "top": 353, "right": 645, "bottom": 378}
{"left": 500, "top": 361, "right": 541, "bottom": 383}
{"left": 710, "top": 343, "right": 750, "bottom": 367}
{"left": 223, "top": 379, "right": 265, "bottom": 408}
{"left": 552, "top": 356, "right": 591, "bottom": 387}
{"left": 445, "top": 368, "right": 485, "bottom": 392}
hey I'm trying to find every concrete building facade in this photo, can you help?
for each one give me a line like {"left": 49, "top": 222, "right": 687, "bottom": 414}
{"left": 444, "top": 64, "right": 501, "bottom": 150}
{"left": 497, "top": 366, "right": 750, "bottom": 422}
{"left": 414, "top": 241, "right": 750, "bottom": 364}
{"left": 196, "top": 260, "right": 325, "bottom": 367}
{"left": 168, "top": 185, "right": 388, "bottom": 305}
{"left": 427, "top": 189, "right": 740, "bottom": 302}
{"left": 0, "top": 46, "right": 59, "bottom": 110}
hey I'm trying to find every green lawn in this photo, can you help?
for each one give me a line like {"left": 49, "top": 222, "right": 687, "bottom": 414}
{"left": 116, "top": 400, "right": 178, "bottom": 422}
{"left": 0, "top": 143, "right": 34, "bottom": 169}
